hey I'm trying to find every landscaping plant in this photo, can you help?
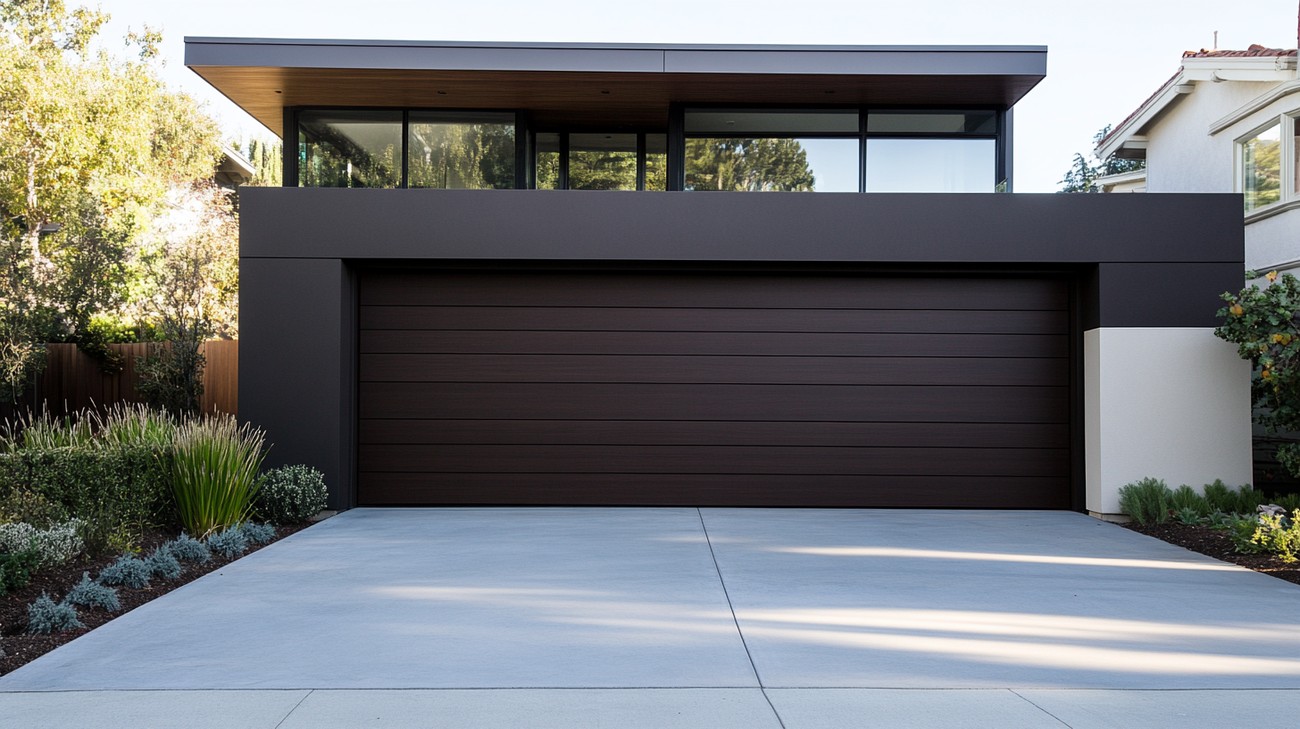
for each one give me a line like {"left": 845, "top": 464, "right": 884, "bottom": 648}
{"left": 64, "top": 572, "right": 121, "bottom": 612}
{"left": 255, "top": 464, "right": 327, "bottom": 524}
{"left": 206, "top": 525, "right": 249, "bottom": 559}
{"left": 1117, "top": 477, "right": 1171, "bottom": 525}
{"left": 165, "top": 533, "right": 211, "bottom": 564}
{"left": 98, "top": 554, "right": 151, "bottom": 589}
{"left": 170, "top": 415, "right": 266, "bottom": 536}
{"left": 25, "top": 594, "right": 83, "bottom": 634}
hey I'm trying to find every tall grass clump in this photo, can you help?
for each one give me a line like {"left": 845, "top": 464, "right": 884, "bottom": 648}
{"left": 1118, "top": 477, "right": 1171, "bottom": 524}
{"left": 94, "top": 403, "right": 176, "bottom": 450}
{"left": 171, "top": 415, "right": 266, "bottom": 537}
{"left": 0, "top": 407, "right": 95, "bottom": 453}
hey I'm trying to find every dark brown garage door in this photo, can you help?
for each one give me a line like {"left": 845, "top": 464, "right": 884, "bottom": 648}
{"left": 358, "top": 271, "right": 1072, "bottom": 508}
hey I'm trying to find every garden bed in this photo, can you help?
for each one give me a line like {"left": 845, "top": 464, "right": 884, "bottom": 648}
{"left": 1126, "top": 521, "right": 1300, "bottom": 586}
{"left": 0, "top": 523, "right": 307, "bottom": 676}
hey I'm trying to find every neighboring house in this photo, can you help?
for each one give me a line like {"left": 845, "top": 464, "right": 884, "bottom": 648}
{"left": 215, "top": 143, "right": 256, "bottom": 190}
{"left": 1096, "top": 44, "right": 1300, "bottom": 275}
{"left": 185, "top": 38, "right": 1250, "bottom": 518}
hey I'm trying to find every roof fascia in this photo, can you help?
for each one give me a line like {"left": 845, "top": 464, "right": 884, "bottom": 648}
{"left": 1208, "top": 79, "right": 1300, "bottom": 135}
{"left": 1095, "top": 73, "right": 1191, "bottom": 160}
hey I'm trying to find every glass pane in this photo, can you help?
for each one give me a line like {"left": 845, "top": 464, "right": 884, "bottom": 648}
{"left": 569, "top": 133, "right": 637, "bottom": 191}
{"left": 534, "top": 133, "right": 561, "bottom": 189}
{"left": 1242, "top": 122, "right": 1281, "bottom": 211}
{"left": 297, "top": 110, "right": 402, "bottom": 188}
{"left": 685, "top": 110, "right": 858, "bottom": 135}
{"left": 868, "top": 111, "right": 998, "bottom": 135}
{"left": 645, "top": 134, "right": 667, "bottom": 191}
{"left": 1295, "top": 118, "right": 1300, "bottom": 197}
{"left": 685, "top": 137, "right": 857, "bottom": 192}
{"left": 865, "top": 138, "right": 995, "bottom": 192}
{"left": 407, "top": 112, "right": 515, "bottom": 189}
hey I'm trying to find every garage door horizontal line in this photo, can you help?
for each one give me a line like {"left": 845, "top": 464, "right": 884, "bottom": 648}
{"left": 358, "top": 474, "right": 1072, "bottom": 509}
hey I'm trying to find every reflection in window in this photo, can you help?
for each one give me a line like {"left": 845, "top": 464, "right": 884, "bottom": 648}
{"left": 407, "top": 112, "right": 515, "bottom": 189}
{"left": 298, "top": 110, "right": 402, "bottom": 188}
{"left": 1243, "top": 122, "right": 1282, "bottom": 211}
{"left": 645, "top": 134, "right": 667, "bottom": 191}
{"left": 867, "top": 111, "right": 998, "bottom": 134}
{"left": 865, "top": 138, "right": 995, "bottom": 193}
{"left": 685, "top": 138, "right": 857, "bottom": 192}
{"left": 569, "top": 134, "right": 638, "bottom": 190}
{"left": 535, "top": 133, "right": 561, "bottom": 189}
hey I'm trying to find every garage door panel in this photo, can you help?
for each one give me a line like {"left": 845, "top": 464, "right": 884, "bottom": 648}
{"left": 360, "top": 420, "right": 1072, "bottom": 449}
{"left": 358, "top": 473, "right": 1072, "bottom": 509}
{"left": 361, "top": 330, "right": 1069, "bottom": 358}
{"left": 360, "top": 444, "right": 1069, "bottom": 477}
{"left": 362, "top": 273, "right": 1068, "bottom": 311}
{"left": 359, "top": 354, "right": 1067, "bottom": 386}
{"left": 360, "top": 305, "right": 1069, "bottom": 335}
{"left": 359, "top": 382, "right": 1067, "bottom": 423}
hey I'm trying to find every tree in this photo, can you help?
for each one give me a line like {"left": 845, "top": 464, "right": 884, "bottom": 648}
{"left": 685, "top": 138, "right": 815, "bottom": 191}
{"left": 1058, "top": 125, "right": 1145, "bottom": 193}
{"left": 0, "top": 0, "right": 222, "bottom": 400}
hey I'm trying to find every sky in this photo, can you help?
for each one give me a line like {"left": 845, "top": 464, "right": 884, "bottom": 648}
{"left": 100, "top": 0, "right": 1300, "bottom": 192}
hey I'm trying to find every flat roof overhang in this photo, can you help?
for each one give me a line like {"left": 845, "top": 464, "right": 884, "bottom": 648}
{"left": 185, "top": 38, "right": 1048, "bottom": 136}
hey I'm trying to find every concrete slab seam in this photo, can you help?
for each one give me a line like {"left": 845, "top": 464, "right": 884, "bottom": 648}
{"left": 696, "top": 507, "right": 787, "bottom": 729}
{"left": 273, "top": 689, "right": 315, "bottom": 729}
{"left": 1008, "top": 689, "right": 1072, "bottom": 728}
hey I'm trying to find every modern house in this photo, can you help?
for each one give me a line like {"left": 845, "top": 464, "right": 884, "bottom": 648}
{"left": 185, "top": 38, "right": 1250, "bottom": 518}
{"left": 1096, "top": 44, "right": 1300, "bottom": 276}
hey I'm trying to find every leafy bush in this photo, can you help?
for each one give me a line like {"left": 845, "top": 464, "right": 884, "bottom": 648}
{"left": 1173, "top": 506, "right": 1203, "bottom": 525}
{"left": 0, "top": 549, "right": 39, "bottom": 594}
{"left": 255, "top": 465, "right": 327, "bottom": 525}
{"left": 26, "top": 593, "right": 84, "bottom": 634}
{"left": 0, "top": 520, "right": 84, "bottom": 569}
{"left": 1199, "top": 480, "right": 1264, "bottom": 515}
{"left": 236, "top": 521, "right": 276, "bottom": 545}
{"left": 64, "top": 572, "right": 121, "bottom": 612}
{"left": 171, "top": 415, "right": 266, "bottom": 536}
{"left": 206, "top": 526, "right": 248, "bottom": 559}
{"left": 1118, "top": 478, "right": 1171, "bottom": 524}
{"left": 98, "top": 554, "right": 151, "bottom": 589}
{"left": 1244, "top": 508, "right": 1300, "bottom": 562}
{"left": 1170, "top": 485, "right": 1208, "bottom": 514}
{"left": 1273, "top": 493, "right": 1300, "bottom": 512}
{"left": 165, "top": 533, "right": 210, "bottom": 563}
{"left": 145, "top": 547, "right": 182, "bottom": 580}
{"left": 0, "top": 489, "right": 68, "bottom": 528}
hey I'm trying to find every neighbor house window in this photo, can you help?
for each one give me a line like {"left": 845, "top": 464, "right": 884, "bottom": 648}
{"left": 1241, "top": 120, "right": 1282, "bottom": 212}
{"left": 407, "top": 112, "right": 516, "bottom": 189}
{"left": 298, "top": 110, "right": 403, "bottom": 188}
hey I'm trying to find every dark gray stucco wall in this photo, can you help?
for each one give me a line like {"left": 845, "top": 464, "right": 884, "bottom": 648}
{"left": 239, "top": 189, "right": 1244, "bottom": 508}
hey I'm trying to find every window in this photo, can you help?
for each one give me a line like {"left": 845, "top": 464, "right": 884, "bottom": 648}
{"left": 407, "top": 112, "right": 515, "bottom": 189}
{"left": 530, "top": 132, "right": 666, "bottom": 190}
{"left": 569, "top": 134, "right": 637, "bottom": 190}
{"left": 1241, "top": 120, "right": 1282, "bottom": 212}
{"left": 298, "top": 110, "right": 403, "bottom": 188}
{"left": 682, "top": 108, "right": 1000, "bottom": 193}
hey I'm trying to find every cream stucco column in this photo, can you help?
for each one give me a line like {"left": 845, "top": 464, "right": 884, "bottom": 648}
{"left": 1084, "top": 327, "right": 1252, "bottom": 517}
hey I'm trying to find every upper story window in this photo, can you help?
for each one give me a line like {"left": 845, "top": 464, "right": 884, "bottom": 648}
{"left": 683, "top": 108, "right": 1000, "bottom": 193}
{"left": 1240, "top": 119, "right": 1282, "bottom": 213}
{"left": 297, "top": 109, "right": 518, "bottom": 188}
{"left": 532, "top": 132, "right": 667, "bottom": 191}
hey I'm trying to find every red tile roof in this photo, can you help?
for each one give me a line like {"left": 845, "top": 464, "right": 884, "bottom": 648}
{"left": 1182, "top": 44, "right": 1296, "bottom": 58}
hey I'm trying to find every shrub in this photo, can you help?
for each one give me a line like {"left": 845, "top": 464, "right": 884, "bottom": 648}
{"left": 0, "top": 489, "right": 68, "bottom": 528}
{"left": 98, "top": 554, "right": 151, "bottom": 589}
{"left": 165, "top": 533, "right": 210, "bottom": 563}
{"left": 1203, "top": 480, "right": 1236, "bottom": 513}
{"left": 0, "top": 549, "right": 39, "bottom": 594}
{"left": 1246, "top": 508, "right": 1300, "bottom": 562}
{"left": 1118, "top": 477, "right": 1171, "bottom": 524}
{"left": 25, "top": 593, "right": 84, "bottom": 634}
{"left": 171, "top": 415, "right": 266, "bottom": 536}
{"left": 255, "top": 465, "right": 327, "bottom": 525}
{"left": 0, "top": 520, "right": 84, "bottom": 570}
{"left": 1173, "top": 506, "right": 1203, "bottom": 525}
{"left": 146, "top": 547, "right": 182, "bottom": 580}
{"left": 64, "top": 572, "right": 121, "bottom": 612}
{"left": 206, "top": 526, "right": 248, "bottom": 559}
{"left": 236, "top": 521, "right": 276, "bottom": 545}
{"left": 1273, "top": 493, "right": 1300, "bottom": 512}
{"left": 1170, "top": 485, "right": 1208, "bottom": 514}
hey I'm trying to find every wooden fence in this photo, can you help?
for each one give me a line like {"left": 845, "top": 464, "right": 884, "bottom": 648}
{"left": 2, "top": 340, "right": 237, "bottom": 419}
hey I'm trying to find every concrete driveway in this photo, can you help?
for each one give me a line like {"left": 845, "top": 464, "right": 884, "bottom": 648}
{"left": 4, "top": 508, "right": 1300, "bottom": 727}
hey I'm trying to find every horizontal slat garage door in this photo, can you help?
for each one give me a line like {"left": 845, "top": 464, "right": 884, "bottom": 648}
{"left": 358, "top": 271, "right": 1072, "bottom": 508}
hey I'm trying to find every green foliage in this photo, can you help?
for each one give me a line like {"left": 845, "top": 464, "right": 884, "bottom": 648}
{"left": 64, "top": 571, "right": 119, "bottom": 612}
{"left": 206, "top": 525, "right": 248, "bottom": 559}
{"left": 1058, "top": 125, "right": 1146, "bottom": 193}
{"left": 0, "top": 488, "right": 68, "bottom": 527}
{"left": 170, "top": 415, "right": 266, "bottom": 536}
{"left": 0, "top": 548, "right": 38, "bottom": 594}
{"left": 1170, "top": 485, "right": 1208, "bottom": 513}
{"left": 1245, "top": 508, "right": 1300, "bottom": 562}
{"left": 0, "top": 519, "right": 82, "bottom": 569}
{"left": 235, "top": 521, "right": 275, "bottom": 545}
{"left": 1173, "top": 506, "right": 1203, "bottom": 525}
{"left": 1216, "top": 272, "right": 1300, "bottom": 477}
{"left": 1271, "top": 493, "right": 1300, "bottom": 512}
{"left": 95, "top": 402, "right": 176, "bottom": 449}
{"left": 165, "top": 533, "right": 210, "bottom": 564}
{"left": 256, "top": 465, "right": 328, "bottom": 525}
{"left": 1117, "top": 477, "right": 1170, "bottom": 524}
{"left": 685, "top": 138, "right": 816, "bottom": 191}
{"left": 145, "top": 546, "right": 181, "bottom": 580}
{"left": 25, "top": 592, "right": 83, "bottom": 634}
{"left": 98, "top": 554, "right": 150, "bottom": 589}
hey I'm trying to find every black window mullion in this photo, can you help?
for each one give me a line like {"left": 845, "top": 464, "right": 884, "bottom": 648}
{"left": 559, "top": 133, "right": 570, "bottom": 190}
{"left": 400, "top": 111, "right": 409, "bottom": 188}
{"left": 636, "top": 133, "right": 647, "bottom": 191}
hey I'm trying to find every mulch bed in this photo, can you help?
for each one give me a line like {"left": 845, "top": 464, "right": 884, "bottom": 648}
{"left": 0, "top": 523, "right": 307, "bottom": 676}
{"left": 1125, "top": 521, "right": 1300, "bottom": 586}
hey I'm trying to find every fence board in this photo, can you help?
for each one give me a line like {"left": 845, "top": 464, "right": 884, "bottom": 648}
{"left": 1, "top": 341, "right": 237, "bottom": 419}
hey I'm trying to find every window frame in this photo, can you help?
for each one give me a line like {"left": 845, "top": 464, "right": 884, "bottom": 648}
{"left": 528, "top": 130, "right": 668, "bottom": 191}
{"left": 1236, "top": 116, "right": 1287, "bottom": 214}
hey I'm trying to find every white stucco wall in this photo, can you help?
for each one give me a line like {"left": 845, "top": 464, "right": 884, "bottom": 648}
{"left": 1084, "top": 327, "right": 1252, "bottom": 516}
{"left": 1143, "top": 80, "right": 1275, "bottom": 193}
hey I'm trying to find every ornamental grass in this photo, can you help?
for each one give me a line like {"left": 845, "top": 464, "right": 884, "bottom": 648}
{"left": 171, "top": 415, "right": 266, "bottom": 537}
